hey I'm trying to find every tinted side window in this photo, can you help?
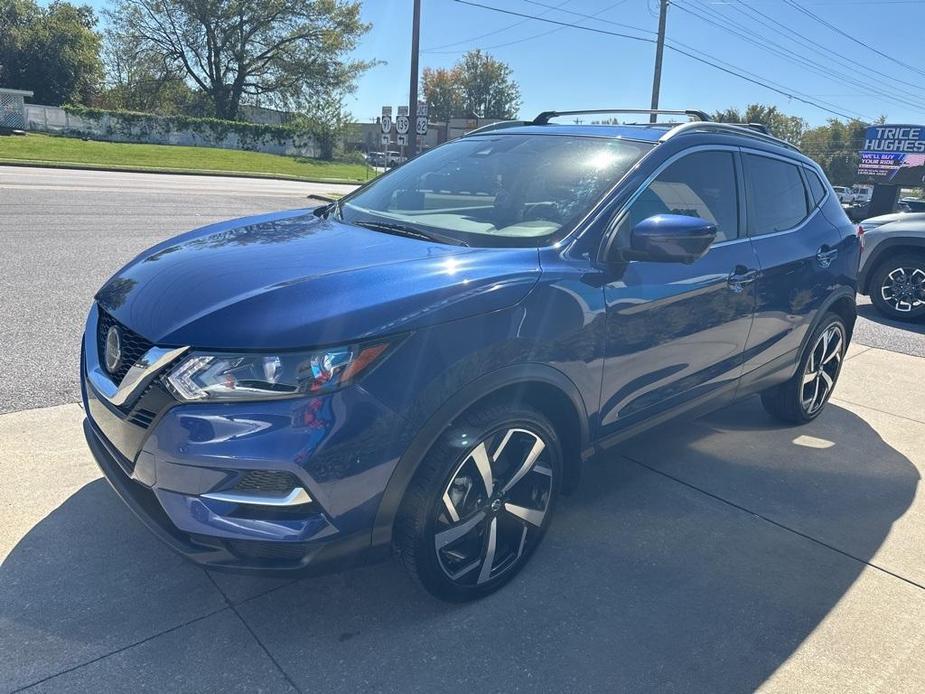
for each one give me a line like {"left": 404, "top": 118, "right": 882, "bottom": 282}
{"left": 805, "top": 168, "right": 827, "bottom": 207}
{"left": 744, "top": 154, "right": 809, "bottom": 234}
{"left": 625, "top": 151, "right": 739, "bottom": 242}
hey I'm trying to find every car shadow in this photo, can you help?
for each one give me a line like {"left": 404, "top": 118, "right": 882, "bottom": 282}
{"left": 856, "top": 301, "right": 925, "bottom": 332}
{"left": 1, "top": 401, "right": 918, "bottom": 692}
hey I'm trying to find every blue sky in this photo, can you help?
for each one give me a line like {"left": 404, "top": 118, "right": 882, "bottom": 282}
{"left": 82, "top": 0, "right": 925, "bottom": 127}
{"left": 347, "top": 0, "right": 925, "bottom": 127}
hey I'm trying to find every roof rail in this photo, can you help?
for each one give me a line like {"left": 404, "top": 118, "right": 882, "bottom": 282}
{"left": 660, "top": 121, "right": 800, "bottom": 152}
{"left": 533, "top": 108, "right": 710, "bottom": 125}
{"left": 462, "top": 120, "right": 533, "bottom": 136}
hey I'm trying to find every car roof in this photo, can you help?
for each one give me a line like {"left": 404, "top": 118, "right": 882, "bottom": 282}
{"left": 464, "top": 120, "right": 808, "bottom": 161}
{"left": 468, "top": 123, "right": 671, "bottom": 143}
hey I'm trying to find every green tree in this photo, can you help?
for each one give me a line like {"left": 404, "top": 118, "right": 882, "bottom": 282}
{"left": 421, "top": 66, "right": 462, "bottom": 124}
{"left": 97, "top": 27, "right": 208, "bottom": 114}
{"left": 0, "top": 0, "right": 103, "bottom": 105}
{"left": 106, "top": 0, "right": 372, "bottom": 120}
{"left": 421, "top": 50, "right": 520, "bottom": 121}
{"left": 713, "top": 104, "right": 808, "bottom": 144}
{"left": 800, "top": 118, "right": 871, "bottom": 186}
{"left": 457, "top": 49, "right": 520, "bottom": 119}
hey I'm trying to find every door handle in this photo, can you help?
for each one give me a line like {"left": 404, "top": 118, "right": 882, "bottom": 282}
{"left": 727, "top": 265, "right": 758, "bottom": 293}
{"left": 816, "top": 245, "right": 838, "bottom": 268}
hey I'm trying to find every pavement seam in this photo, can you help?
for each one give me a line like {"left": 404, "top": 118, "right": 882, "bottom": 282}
{"left": 844, "top": 345, "right": 872, "bottom": 360}
{"left": 831, "top": 395, "right": 925, "bottom": 426}
{"left": 621, "top": 453, "right": 925, "bottom": 594}
{"left": 203, "top": 571, "right": 303, "bottom": 694}
{"left": 10, "top": 606, "right": 230, "bottom": 693}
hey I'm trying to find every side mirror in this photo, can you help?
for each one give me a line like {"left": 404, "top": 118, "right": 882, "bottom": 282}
{"left": 627, "top": 214, "right": 717, "bottom": 263}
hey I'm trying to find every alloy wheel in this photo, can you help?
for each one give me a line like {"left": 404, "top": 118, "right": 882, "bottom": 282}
{"left": 880, "top": 266, "right": 925, "bottom": 313}
{"left": 801, "top": 323, "right": 845, "bottom": 416}
{"left": 434, "top": 427, "right": 553, "bottom": 585}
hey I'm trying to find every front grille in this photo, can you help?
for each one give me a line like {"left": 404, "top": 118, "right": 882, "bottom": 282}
{"left": 97, "top": 309, "right": 154, "bottom": 384}
{"left": 234, "top": 470, "right": 302, "bottom": 494}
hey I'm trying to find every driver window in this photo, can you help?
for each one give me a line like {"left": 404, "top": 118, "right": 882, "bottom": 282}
{"left": 625, "top": 150, "right": 740, "bottom": 243}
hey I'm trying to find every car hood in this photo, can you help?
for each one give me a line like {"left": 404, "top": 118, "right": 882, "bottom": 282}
{"left": 97, "top": 209, "right": 541, "bottom": 349}
{"left": 861, "top": 211, "right": 925, "bottom": 227}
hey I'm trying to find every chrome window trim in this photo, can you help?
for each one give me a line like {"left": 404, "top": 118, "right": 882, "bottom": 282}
{"left": 84, "top": 304, "right": 189, "bottom": 407}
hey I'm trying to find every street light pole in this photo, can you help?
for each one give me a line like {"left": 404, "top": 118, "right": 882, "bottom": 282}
{"left": 407, "top": 0, "right": 422, "bottom": 157}
{"left": 649, "top": 0, "right": 669, "bottom": 124}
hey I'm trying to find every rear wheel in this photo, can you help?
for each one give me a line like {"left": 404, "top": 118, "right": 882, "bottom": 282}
{"left": 761, "top": 314, "right": 847, "bottom": 424}
{"left": 394, "top": 402, "right": 561, "bottom": 602}
{"left": 869, "top": 252, "right": 925, "bottom": 321}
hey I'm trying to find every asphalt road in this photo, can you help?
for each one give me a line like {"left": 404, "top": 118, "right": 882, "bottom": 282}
{"left": 0, "top": 166, "right": 356, "bottom": 414}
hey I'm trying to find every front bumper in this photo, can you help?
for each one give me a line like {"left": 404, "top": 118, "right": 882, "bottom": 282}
{"left": 81, "top": 308, "right": 408, "bottom": 573}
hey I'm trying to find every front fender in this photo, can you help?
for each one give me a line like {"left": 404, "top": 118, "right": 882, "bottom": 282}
{"left": 370, "top": 362, "right": 591, "bottom": 548}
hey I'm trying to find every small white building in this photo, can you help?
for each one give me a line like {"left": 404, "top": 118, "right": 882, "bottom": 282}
{"left": 0, "top": 88, "right": 33, "bottom": 129}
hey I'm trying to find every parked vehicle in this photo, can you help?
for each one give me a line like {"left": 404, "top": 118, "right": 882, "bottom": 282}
{"left": 850, "top": 184, "right": 873, "bottom": 205}
{"left": 899, "top": 197, "right": 925, "bottom": 213}
{"left": 81, "top": 108, "right": 859, "bottom": 601}
{"left": 858, "top": 211, "right": 925, "bottom": 320}
{"left": 366, "top": 151, "right": 387, "bottom": 167}
{"left": 832, "top": 185, "right": 852, "bottom": 203}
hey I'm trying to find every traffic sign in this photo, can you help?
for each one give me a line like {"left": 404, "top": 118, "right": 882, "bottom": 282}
{"left": 380, "top": 134, "right": 390, "bottom": 145}
{"left": 396, "top": 134, "right": 408, "bottom": 146}
{"left": 397, "top": 105, "right": 409, "bottom": 117}
{"left": 417, "top": 102, "right": 428, "bottom": 117}
{"left": 380, "top": 106, "right": 392, "bottom": 134}
{"left": 396, "top": 115, "right": 410, "bottom": 135}
{"left": 415, "top": 116, "right": 428, "bottom": 135}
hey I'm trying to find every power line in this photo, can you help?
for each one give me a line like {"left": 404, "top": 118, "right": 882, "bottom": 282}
{"left": 422, "top": 0, "right": 573, "bottom": 51}
{"left": 426, "top": 0, "right": 631, "bottom": 55}
{"left": 782, "top": 0, "right": 925, "bottom": 78}
{"left": 504, "top": 0, "right": 870, "bottom": 118}
{"left": 453, "top": 0, "right": 869, "bottom": 120}
{"left": 672, "top": 0, "right": 925, "bottom": 113}
{"left": 727, "top": 0, "right": 925, "bottom": 94}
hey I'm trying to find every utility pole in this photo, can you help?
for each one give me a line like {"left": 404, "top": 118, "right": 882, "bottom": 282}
{"left": 649, "top": 0, "right": 669, "bottom": 123}
{"left": 407, "top": 0, "right": 422, "bottom": 157}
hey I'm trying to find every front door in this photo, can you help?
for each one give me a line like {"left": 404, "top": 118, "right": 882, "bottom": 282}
{"left": 598, "top": 148, "right": 758, "bottom": 438}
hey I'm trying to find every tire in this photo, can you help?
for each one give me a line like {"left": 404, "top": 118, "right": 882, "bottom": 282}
{"left": 869, "top": 252, "right": 925, "bottom": 321}
{"left": 394, "top": 401, "right": 562, "bottom": 602}
{"left": 761, "top": 313, "right": 848, "bottom": 424}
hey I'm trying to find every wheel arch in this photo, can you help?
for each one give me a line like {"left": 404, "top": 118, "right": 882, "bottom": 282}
{"left": 860, "top": 238, "right": 925, "bottom": 295}
{"left": 371, "top": 363, "right": 592, "bottom": 548}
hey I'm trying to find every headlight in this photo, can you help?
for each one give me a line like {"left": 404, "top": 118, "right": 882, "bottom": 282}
{"left": 165, "top": 342, "right": 391, "bottom": 402}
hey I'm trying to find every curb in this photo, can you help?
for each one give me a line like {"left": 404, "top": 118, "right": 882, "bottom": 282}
{"left": 0, "top": 158, "right": 365, "bottom": 186}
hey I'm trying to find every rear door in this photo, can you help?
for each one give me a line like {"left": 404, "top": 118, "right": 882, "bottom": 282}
{"left": 598, "top": 147, "right": 759, "bottom": 438}
{"left": 739, "top": 150, "right": 841, "bottom": 385}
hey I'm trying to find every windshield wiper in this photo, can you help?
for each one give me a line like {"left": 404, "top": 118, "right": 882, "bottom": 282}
{"left": 351, "top": 220, "right": 469, "bottom": 247}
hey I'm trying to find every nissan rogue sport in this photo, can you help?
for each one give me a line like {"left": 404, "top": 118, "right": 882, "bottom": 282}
{"left": 81, "top": 108, "right": 859, "bottom": 601}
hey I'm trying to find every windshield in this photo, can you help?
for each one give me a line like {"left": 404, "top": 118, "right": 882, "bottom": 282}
{"left": 340, "top": 134, "right": 652, "bottom": 247}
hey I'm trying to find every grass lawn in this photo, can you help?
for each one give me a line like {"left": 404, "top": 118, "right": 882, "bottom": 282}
{"left": 0, "top": 132, "right": 373, "bottom": 183}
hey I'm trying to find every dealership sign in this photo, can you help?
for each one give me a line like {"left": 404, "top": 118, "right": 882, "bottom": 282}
{"left": 858, "top": 124, "right": 925, "bottom": 185}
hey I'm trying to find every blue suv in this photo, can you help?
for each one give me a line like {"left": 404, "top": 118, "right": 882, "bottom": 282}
{"left": 82, "top": 109, "right": 859, "bottom": 601}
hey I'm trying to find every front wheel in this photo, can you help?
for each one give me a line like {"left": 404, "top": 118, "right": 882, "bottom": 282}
{"left": 869, "top": 252, "right": 925, "bottom": 321}
{"left": 761, "top": 314, "right": 847, "bottom": 424}
{"left": 394, "top": 402, "right": 561, "bottom": 602}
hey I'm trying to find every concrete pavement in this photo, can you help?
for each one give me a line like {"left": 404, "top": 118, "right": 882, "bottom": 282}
{"left": 1, "top": 345, "right": 924, "bottom": 693}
